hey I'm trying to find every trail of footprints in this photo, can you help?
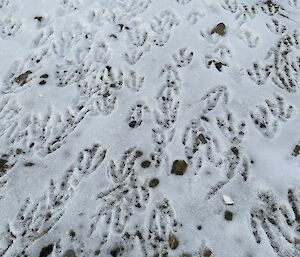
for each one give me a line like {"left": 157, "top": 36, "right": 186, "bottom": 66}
{"left": 1, "top": 0, "right": 300, "bottom": 256}
{"left": 250, "top": 189, "right": 300, "bottom": 256}
{"left": 150, "top": 48, "right": 193, "bottom": 168}
{"left": 0, "top": 144, "right": 106, "bottom": 256}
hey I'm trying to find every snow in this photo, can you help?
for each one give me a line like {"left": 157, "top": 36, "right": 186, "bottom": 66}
{"left": 223, "top": 194, "right": 234, "bottom": 205}
{"left": 0, "top": 0, "right": 300, "bottom": 256}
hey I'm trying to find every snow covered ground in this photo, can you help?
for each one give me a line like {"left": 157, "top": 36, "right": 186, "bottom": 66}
{"left": 0, "top": 0, "right": 300, "bottom": 256}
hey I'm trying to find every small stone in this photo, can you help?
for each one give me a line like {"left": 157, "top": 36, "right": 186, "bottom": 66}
{"left": 16, "top": 148, "right": 23, "bottom": 155}
{"left": 197, "top": 225, "right": 202, "bottom": 230}
{"left": 293, "top": 144, "right": 300, "bottom": 156}
{"left": 141, "top": 160, "right": 151, "bottom": 168}
{"left": 224, "top": 210, "right": 233, "bottom": 221}
{"left": 215, "top": 62, "right": 223, "bottom": 72}
{"left": 171, "top": 160, "right": 188, "bottom": 175}
{"left": 168, "top": 234, "right": 179, "bottom": 250}
{"left": 149, "top": 178, "right": 159, "bottom": 188}
{"left": 34, "top": 16, "right": 43, "bottom": 22}
{"left": 39, "top": 244, "right": 54, "bottom": 257}
{"left": 24, "top": 162, "right": 34, "bottom": 167}
{"left": 40, "top": 74, "right": 49, "bottom": 79}
{"left": 110, "top": 247, "right": 121, "bottom": 257}
{"left": 39, "top": 80, "right": 47, "bottom": 85}
{"left": 211, "top": 23, "right": 226, "bottom": 36}
{"left": 0, "top": 159, "right": 8, "bottom": 174}
{"left": 15, "top": 70, "right": 32, "bottom": 86}
{"left": 129, "top": 120, "right": 137, "bottom": 128}
{"left": 63, "top": 249, "right": 76, "bottom": 257}
{"left": 203, "top": 248, "right": 213, "bottom": 257}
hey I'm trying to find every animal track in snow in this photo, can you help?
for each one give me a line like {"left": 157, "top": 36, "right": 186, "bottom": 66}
{"left": 201, "top": 85, "right": 229, "bottom": 114}
{"left": 266, "top": 19, "right": 287, "bottom": 35}
{"left": 0, "top": 17, "right": 21, "bottom": 39}
{"left": 250, "top": 94, "right": 295, "bottom": 138}
{"left": 182, "top": 118, "right": 223, "bottom": 172}
{"left": 147, "top": 198, "right": 179, "bottom": 256}
{"left": 288, "top": 0, "right": 300, "bottom": 8}
{"left": 247, "top": 62, "right": 273, "bottom": 86}
{"left": 0, "top": 0, "right": 9, "bottom": 8}
{"left": 150, "top": 48, "right": 193, "bottom": 167}
{"left": 127, "top": 101, "right": 150, "bottom": 129}
{"left": 250, "top": 105, "right": 279, "bottom": 138}
{"left": 1, "top": 0, "right": 300, "bottom": 256}
{"left": 0, "top": 144, "right": 106, "bottom": 256}
{"left": 250, "top": 189, "right": 300, "bottom": 257}
{"left": 151, "top": 10, "right": 179, "bottom": 47}
{"left": 89, "top": 148, "right": 149, "bottom": 245}
{"left": 0, "top": 104, "right": 90, "bottom": 168}
{"left": 217, "top": 111, "right": 246, "bottom": 145}
{"left": 222, "top": 0, "right": 257, "bottom": 24}
{"left": 238, "top": 27, "right": 259, "bottom": 48}
{"left": 186, "top": 11, "right": 205, "bottom": 25}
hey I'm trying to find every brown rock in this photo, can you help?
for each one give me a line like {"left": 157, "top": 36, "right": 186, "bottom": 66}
{"left": 63, "top": 249, "right": 76, "bottom": 257}
{"left": 0, "top": 159, "right": 8, "bottom": 174}
{"left": 149, "top": 178, "right": 159, "bottom": 188}
{"left": 203, "top": 248, "right": 213, "bottom": 257}
{"left": 168, "top": 234, "right": 179, "bottom": 250}
{"left": 128, "top": 120, "right": 137, "bottom": 128}
{"left": 171, "top": 160, "right": 187, "bottom": 175}
{"left": 224, "top": 210, "right": 233, "bottom": 221}
{"left": 141, "top": 160, "right": 151, "bottom": 168}
{"left": 39, "top": 244, "right": 54, "bottom": 257}
{"left": 15, "top": 70, "right": 32, "bottom": 86}
{"left": 211, "top": 23, "right": 226, "bottom": 36}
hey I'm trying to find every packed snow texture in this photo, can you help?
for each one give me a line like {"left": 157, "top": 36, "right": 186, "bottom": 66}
{"left": 0, "top": 0, "right": 300, "bottom": 256}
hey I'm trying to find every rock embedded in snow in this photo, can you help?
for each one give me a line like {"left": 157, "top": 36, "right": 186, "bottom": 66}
{"left": 223, "top": 195, "right": 234, "bottom": 205}
{"left": 168, "top": 233, "right": 179, "bottom": 249}
{"left": 171, "top": 160, "right": 188, "bottom": 175}
{"left": 141, "top": 160, "right": 151, "bottom": 168}
{"left": 224, "top": 210, "right": 233, "bottom": 221}
{"left": 203, "top": 248, "right": 213, "bottom": 257}
{"left": 14, "top": 70, "right": 32, "bottom": 86}
{"left": 39, "top": 244, "right": 54, "bottom": 257}
{"left": 149, "top": 178, "right": 159, "bottom": 188}
{"left": 63, "top": 249, "right": 76, "bottom": 257}
{"left": 211, "top": 22, "right": 226, "bottom": 36}
{"left": 0, "top": 159, "right": 7, "bottom": 174}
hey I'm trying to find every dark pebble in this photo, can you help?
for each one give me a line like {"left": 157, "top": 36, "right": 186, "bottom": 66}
{"left": 224, "top": 210, "right": 233, "bottom": 221}
{"left": 149, "top": 178, "right": 159, "bottom": 188}
{"left": 171, "top": 160, "right": 188, "bottom": 175}
{"left": 141, "top": 160, "right": 151, "bottom": 168}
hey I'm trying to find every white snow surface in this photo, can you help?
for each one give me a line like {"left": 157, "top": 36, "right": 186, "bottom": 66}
{"left": 0, "top": 0, "right": 300, "bottom": 256}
